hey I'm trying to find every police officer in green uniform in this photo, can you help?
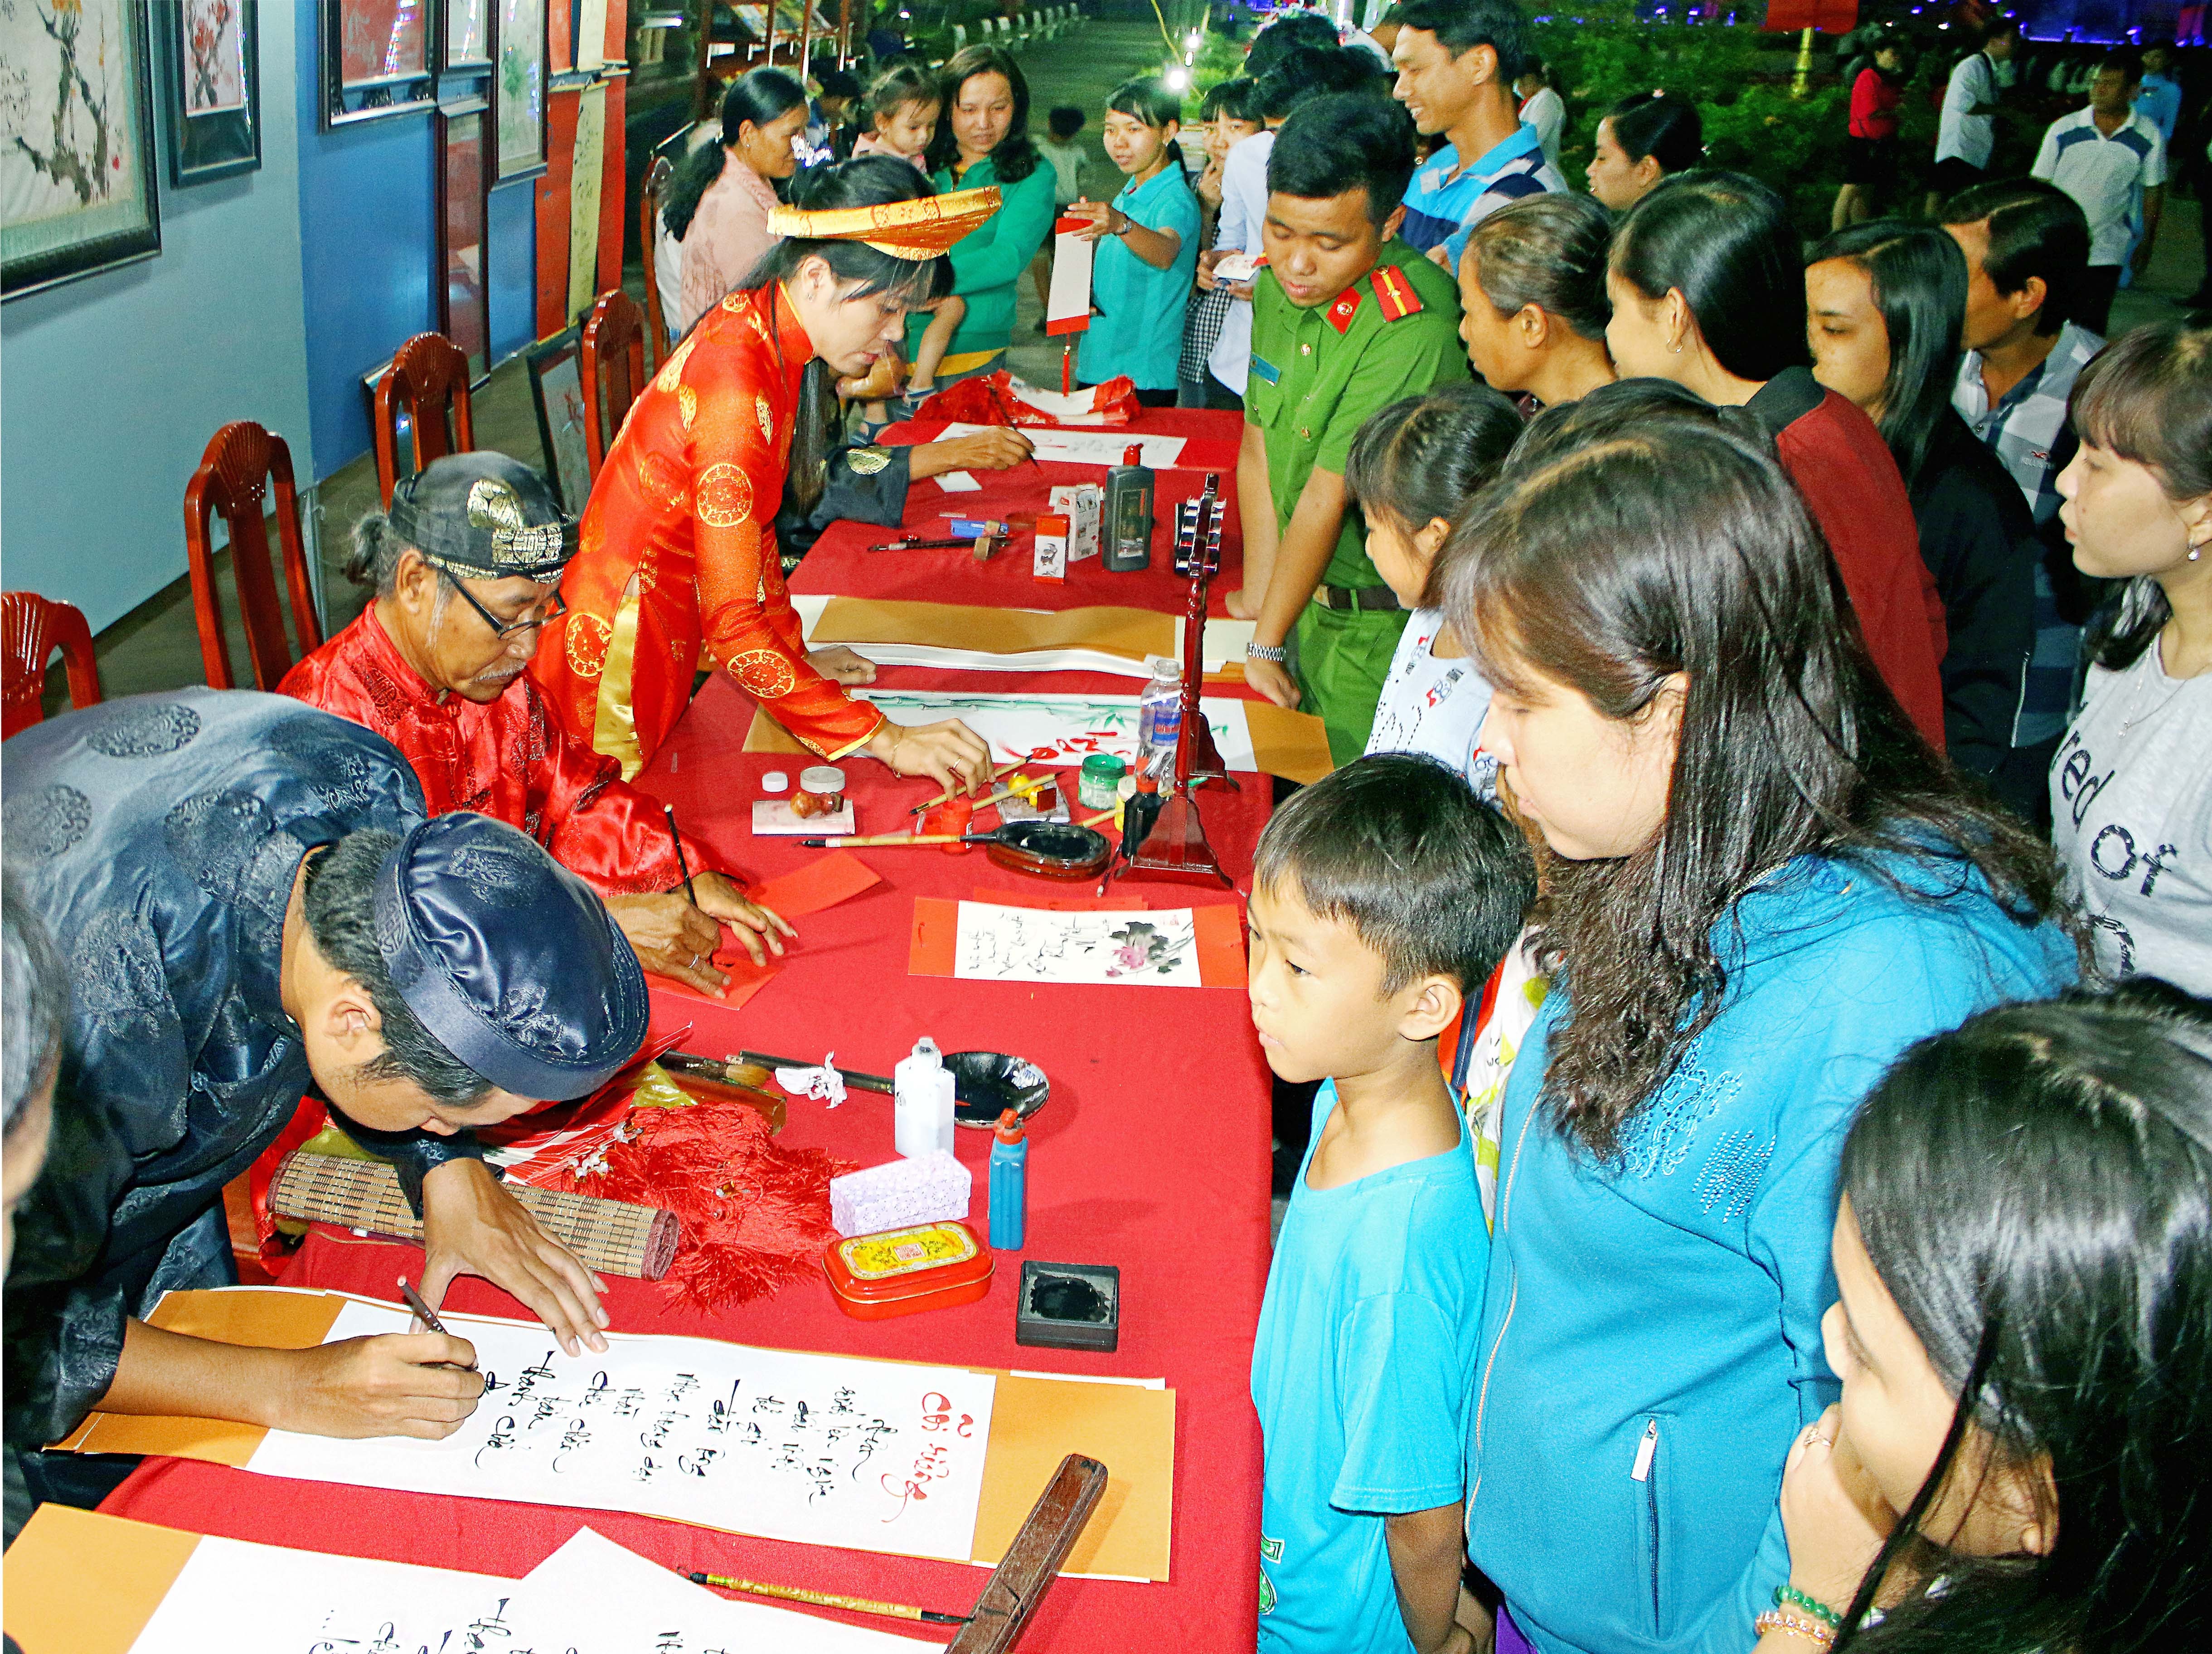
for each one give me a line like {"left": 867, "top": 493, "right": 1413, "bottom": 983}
{"left": 1234, "top": 92, "right": 1470, "bottom": 764}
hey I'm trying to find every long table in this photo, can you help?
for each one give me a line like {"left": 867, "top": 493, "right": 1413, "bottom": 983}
{"left": 99, "top": 415, "right": 1275, "bottom": 1652}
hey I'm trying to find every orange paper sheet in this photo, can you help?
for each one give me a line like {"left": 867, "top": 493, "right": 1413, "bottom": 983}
{"left": 52, "top": 1289, "right": 1176, "bottom": 1581}
{"left": 3, "top": 1505, "right": 202, "bottom": 1654}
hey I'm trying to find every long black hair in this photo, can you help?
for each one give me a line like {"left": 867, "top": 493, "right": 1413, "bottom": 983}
{"left": 1436, "top": 409, "right": 2075, "bottom": 1156}
{"left": 1807, "top": 220, "right": 1970, "bottom": 491}
{"left": 1602, "top": 90, "right": 1704, "bottom": 175}
{"left": 1832, "top": 981, "right": 2212, "bottom": 1654}
{"left": 2070, "top": 321, "right": 2212, "bottom": 672}
{"left": 925, "top": 45, "right": 1038, "bottom": 182}
{"left": 740, "top": 156, "right": 947, "bottom": 517}
{"left": 662, "top": 68, "right": 810, "bottom": 243}
{"left": 1611, "top": 169, "right": 1811, "bottom": 384}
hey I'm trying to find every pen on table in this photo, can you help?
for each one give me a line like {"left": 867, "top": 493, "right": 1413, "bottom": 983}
{"left": 397, "top": 1276, "right": 480, "bottom": 1373}
{"left": 661, "top": 804, "right": 700, "bottom": 905}
{"left": 685, "top": 1570, "right": 971, "bottom": 1625}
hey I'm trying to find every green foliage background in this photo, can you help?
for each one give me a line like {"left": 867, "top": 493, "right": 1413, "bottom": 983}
{"left": 1191, "top": 5, "right": 1956, "bottom": 236}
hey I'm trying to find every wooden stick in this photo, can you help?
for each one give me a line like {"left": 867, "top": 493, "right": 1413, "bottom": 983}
{"left": 688, "top": 1571, "right": 970, "bottom": 1625}
{"left": 910, "top": 757, "right": 1028, "bottom": 816}
{"left": 948, "top": 1455, "right": 1109, "bottom": 1653}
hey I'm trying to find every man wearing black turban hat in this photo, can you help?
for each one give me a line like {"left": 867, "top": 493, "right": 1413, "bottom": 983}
{"left": 1, "top": 690, "right": 647, "bottom": 1532}
{"left": 281, "top": 453, "right": 796, "bottom": 999}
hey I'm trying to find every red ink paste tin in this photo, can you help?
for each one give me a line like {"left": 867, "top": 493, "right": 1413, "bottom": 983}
{"left": 825, "top": 1220, "right": 995, "bottom": 1320}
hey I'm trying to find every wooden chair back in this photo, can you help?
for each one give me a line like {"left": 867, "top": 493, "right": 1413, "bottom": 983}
{"left": 183, "top": 421, "right": 322, "bottom": 691}
{"left": 374, "top": 331, "right": 477, "bottom": 506}
{"left": 1, "top": 591, "right": 101, "bottom": 738}
{"left": 639, "top": 154, "right": 673, "bottom": 368}
{"left": 581, "top": 288, "right": 650, "bottom": 485}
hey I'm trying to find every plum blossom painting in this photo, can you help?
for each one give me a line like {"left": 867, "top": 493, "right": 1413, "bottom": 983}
{"left": 183, "top": 0, "right": 245, "bottom": 112}
{"left": 161, "top": 0, "right": 262, "bottom": 187}
{"left": 1, "top": 0, "right": 161, "bottom": 298}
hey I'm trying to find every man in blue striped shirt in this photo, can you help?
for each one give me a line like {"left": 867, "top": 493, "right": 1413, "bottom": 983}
{"left": 1389, "top": 0, "right": 1561, "bottom": 274}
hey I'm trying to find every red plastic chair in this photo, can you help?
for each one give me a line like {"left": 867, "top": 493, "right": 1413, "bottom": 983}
{"left": 638, "top": 154, "right": 673, "bottom": 371}
{"left": 374, "top": 331, "right": 477, "bottom": 506}
{"left": 183, "top": 421, "right": 323, "bottom": 691}
{"left": 581, "top": 288, "right": 651, "bottom": 485}
{"left": 1, "top": 592, "right": 101, "bottom": 738}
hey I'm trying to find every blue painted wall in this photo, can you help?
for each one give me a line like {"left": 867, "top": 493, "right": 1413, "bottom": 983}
{"left": 293, "top": 17, "right": 440, "bottom": 482}
{"left": 0, "top": 4, "right": 315, "bottom": 634}
{"left": 488, "top": 178, "right": 539, "bottom": 364}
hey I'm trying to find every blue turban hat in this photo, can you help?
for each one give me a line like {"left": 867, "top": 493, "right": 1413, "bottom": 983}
{"left": 371, "top": 814, "right": 646, "bottom": 1099}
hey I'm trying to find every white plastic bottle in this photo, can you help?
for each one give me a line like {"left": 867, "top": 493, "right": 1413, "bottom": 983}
{"left": 1135, "top": 655, "right": 1183, "bottom": 781}
{"left": 894, "top": 1036, "right": 957, "bottom": 1158}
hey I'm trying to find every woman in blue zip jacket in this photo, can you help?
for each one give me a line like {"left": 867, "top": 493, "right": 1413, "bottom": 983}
{"left": 1433, "top": 383, "right": 2083, "bottom": 1654}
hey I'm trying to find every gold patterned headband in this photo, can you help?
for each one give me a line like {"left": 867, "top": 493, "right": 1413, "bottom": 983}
{"left": 766, "top": 186, "right": 1003, "bottom": 260}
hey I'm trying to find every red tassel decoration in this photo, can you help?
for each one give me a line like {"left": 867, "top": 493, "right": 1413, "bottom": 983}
{"left": 541, "top": 1098, "right": 854, "bottom": 1312}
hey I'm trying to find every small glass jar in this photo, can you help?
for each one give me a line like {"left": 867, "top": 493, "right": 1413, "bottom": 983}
{"left": 1078, "top": 753, "right": 1128, "bottom": 812}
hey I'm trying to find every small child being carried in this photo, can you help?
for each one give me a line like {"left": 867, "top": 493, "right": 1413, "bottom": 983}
{"left": 849, "top": 62, "right": 965, "bottom": 417}
{"left": 1247, "top": 754, "right": 1536, "bottom": 1654}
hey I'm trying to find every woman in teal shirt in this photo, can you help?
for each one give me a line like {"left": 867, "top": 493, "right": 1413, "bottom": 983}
{"left": 909, "top": 46, "right": 1058, "bottom": 376}
{"left": 1067, "top": 76, "right": 1203, "bottom": 401}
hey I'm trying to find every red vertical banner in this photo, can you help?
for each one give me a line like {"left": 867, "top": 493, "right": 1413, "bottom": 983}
{"left": 536, "top": 87, "right": 582, "bottom": 339}
{"left": 597, "top": 75, "right": 629, "bottom": 298}
{"left": 550, "top": 0, "right": 574, "bottom": 71}
{"left": 604, "top": 0, "right": 629, "bottom": 66}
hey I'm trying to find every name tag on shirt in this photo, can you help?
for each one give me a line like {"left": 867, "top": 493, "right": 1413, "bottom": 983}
{"left": 1251, "top": 355, "right": 1281, "bottom": 386}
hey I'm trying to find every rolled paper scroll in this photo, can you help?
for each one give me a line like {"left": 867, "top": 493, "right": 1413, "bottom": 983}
{"left": 269, "top": 1151, "right": 680, "bottom": 1280}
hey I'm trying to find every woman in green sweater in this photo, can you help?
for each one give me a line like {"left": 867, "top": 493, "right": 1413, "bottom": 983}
{"left": 911, "top": 45, "right": 1059, "bottom": 379}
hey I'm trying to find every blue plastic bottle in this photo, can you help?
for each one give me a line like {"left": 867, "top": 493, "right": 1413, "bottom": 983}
{"left": 989, "top": 1109, "right": 1028, "bottom": 1250}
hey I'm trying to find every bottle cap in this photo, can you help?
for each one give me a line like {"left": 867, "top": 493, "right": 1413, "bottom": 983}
{"left": 1122, "top": 443, "right": 1142, "bottom": 466}
{"left": 762, "top": 771, "right": 790, "bottom": 793}
{"left": 995, "top": 1108, "right": 1025, "bottom": 1143}
{"left": 1136, "top": 772, "right": 1159, "bottom": 793}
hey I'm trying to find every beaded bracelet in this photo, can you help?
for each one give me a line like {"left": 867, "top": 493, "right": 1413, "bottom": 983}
{"left": 1755, "top": 1608, "right": 1838, "bottom": 1649}
{"left": 1775, "top": 1585, "right": 1844, "bottom": 1630}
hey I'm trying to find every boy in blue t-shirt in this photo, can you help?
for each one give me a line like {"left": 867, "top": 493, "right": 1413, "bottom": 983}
{"left": 1247, "top": 754, "right": 1535, "bottom": 1654}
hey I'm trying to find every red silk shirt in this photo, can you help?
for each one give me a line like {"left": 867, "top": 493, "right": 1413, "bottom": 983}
{"left": 530, "top": 284, "right": 886, "bottom": 774}
{"left": 280, "top": 605, "right": 705, "bottom": 895}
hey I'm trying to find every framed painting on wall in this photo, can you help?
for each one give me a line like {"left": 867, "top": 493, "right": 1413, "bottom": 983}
{"left": 437, "top": 98, "right": 491, "bottom": 380}
{"left": 495, "top": 0, "right": 549, "bottom": 180}
{"left": 321, "top": 0, "right": 436, "bottom": 128}
{"left": 443, "top": 0, "right": 493, "bottom": 70}
{"left": 526, "top": 326, "right": 592, "bottom": 514}
{"left": 1, "top": 0, "right": 162, "bottom": 300}
{"left": 160, "top": 0, "right": 262, "bottom": 186}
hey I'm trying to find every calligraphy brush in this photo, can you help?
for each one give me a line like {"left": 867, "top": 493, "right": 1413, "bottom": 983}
{"left": 812, "top": 808, "right": 1118, "bottom": 849}
{"left": 910, "top": 757, "right": 1028, "bottom": 816}
{"left": 662, "top": 1048, "right": 896, "bottom": 1095}
{"left": 684, "top": 1570, "right": 971, "bottom": 1625}
{"left": 661, "top": 805, "right": 699, "bottom": 905}
{"left": 397, "top": 1277, "right": 480, "bottom": 1373}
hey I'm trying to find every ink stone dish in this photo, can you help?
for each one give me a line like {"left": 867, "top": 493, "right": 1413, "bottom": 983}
{"left": 1015, "top": 1260, "right": 1121, "bottom": 1352}
{"left": 948, "top": 1050, "right": 1050, "bottom": 1128}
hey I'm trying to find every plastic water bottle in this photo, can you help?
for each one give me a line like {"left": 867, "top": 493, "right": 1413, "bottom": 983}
{"left": 989, "top": 1109, "right": 1028, "bottom": 1250}
{"left": 1136, "top": 655, "right": 1183, "bottom": 781}
{"left": 894, "top": 1037, "right": 956, "bottom": 1158}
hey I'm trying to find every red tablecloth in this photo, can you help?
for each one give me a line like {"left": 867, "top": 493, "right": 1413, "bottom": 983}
{"left": 101, "top": 668, "right": 1273, "bottom": 1649}
{"left": 795, "top": 411, "right": 1247, "bottom": 618}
